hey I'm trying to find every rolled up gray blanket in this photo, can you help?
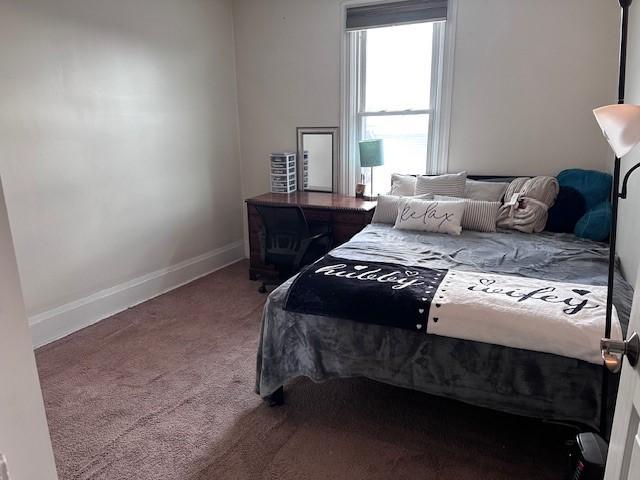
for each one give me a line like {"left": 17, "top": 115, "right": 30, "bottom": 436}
{"left": 496, "top": 176, "right": 559, "bottom": 233}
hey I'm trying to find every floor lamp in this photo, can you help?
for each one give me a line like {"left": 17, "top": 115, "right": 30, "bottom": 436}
{"left": 593, "top": 0, "right": 640, "bottom": 434}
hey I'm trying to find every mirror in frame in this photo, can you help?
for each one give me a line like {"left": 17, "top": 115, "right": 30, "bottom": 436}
{"left": 296, "top": 127, "right": 339, "bottom": 193}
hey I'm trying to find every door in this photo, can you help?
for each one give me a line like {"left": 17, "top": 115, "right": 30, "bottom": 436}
{"left": 0, "top": 178, "right": 58, "bottom": 480}
{"left": 605, "top": 271, "right": 640, "bottom": 479}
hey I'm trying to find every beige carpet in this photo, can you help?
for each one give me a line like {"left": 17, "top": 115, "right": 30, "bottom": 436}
{"left": 36, "top": 260, "right": 569, "bottom": 480}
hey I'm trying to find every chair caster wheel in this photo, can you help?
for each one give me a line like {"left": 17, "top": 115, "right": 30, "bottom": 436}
{"left": 258, "top": 284, "right": 267, "bottom": 293}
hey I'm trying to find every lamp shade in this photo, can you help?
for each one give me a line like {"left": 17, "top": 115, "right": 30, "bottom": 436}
{"left": 593, "top": 104, "right": 640, "bottom": 158}
{"left": 359, "top": 139, "right": 385, "bottom": 168}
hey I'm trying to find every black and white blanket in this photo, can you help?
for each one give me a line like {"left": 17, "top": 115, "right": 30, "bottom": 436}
{"left": 284, "top": 255, "right": 622, "bottom": 364}
{"left": 284, "top": 255, "right": 446, "bottom": 332}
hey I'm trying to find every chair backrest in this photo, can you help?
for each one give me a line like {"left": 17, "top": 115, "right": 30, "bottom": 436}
{"left": 254, "top": 205, "right": 311, "bottom": 268}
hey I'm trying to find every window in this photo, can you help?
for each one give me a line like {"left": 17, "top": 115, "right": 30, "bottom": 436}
{"left": 342, "top": 1, "right": 453, "bottom": 196}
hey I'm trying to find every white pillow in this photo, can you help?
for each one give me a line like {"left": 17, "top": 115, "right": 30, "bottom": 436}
{"left": 389, "top": 173, "right": 417, "bottom": 196}
{"left": 435, "top": 195, "right": 500, "bottom": 232}
{"left": 464, "top": 179, "right": 509, "bottom": 202}
{"left": 415, "top": 171, "right": 467, "bottom": 197}
{"left": 372, "top": 193, "right": 434, "bottom": 224}
{"left": 394, "top": 198, "right": 465, "bottom": 236}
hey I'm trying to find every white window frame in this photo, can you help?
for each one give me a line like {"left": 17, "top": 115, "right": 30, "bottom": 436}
{"left": 339, "top": 0, "right": 457, "bottom": 196}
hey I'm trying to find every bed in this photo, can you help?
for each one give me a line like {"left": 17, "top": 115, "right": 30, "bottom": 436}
{"left": 255, "top": 222, "right": 634, "bottom": 431}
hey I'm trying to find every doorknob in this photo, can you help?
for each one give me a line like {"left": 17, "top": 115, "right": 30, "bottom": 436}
{"left": 601, "top": 332, "right": 639, "bottom": 373}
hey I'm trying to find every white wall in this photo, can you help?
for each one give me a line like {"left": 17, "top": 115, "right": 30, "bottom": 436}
{"left": 233, "top": 0, "right": 619, "bottom": 199}
{"left": 617, "top": 5, "right": 640, "bottom": 284}
{"left": 233, "top": 0, "right": 342, "bottom": 201}
{"left": 0, "top": 179, "right": 58, "bottom": 480}
{"left": 0, "top": 0, "right": 244, "bottom": 345}
{"left": 447, "top": 0, "right": 619, "bottom": 175}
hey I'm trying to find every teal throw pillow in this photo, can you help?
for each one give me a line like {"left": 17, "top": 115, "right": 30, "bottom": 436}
{"left": 574, "top": 201, "right": 612, "bottom": 242}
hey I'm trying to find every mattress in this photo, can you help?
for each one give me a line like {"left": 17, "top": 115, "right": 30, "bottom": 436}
{"left": 255, "top": 224, "right": 633, "bottom": 430}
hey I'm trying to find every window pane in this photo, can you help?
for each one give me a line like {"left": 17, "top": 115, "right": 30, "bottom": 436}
{"left": 364, "top": 22, "right": 434, "bottom": 112}
{"left": 361, "top": 114, "right": 429, "bottom": 195}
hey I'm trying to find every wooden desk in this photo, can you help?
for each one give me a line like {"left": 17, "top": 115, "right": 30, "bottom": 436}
{"left": 246, "top": 192, "right": 377, "bottom": 280}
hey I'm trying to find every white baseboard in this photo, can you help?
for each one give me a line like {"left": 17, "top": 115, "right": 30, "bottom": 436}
{"left": 30, "top": 240, "right": 245, "bottom": 349}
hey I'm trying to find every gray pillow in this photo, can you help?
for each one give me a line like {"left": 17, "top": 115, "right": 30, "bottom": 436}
{"left": 415, "top": 171, "right": 467, "bottom": 197}
{"left": 464, "top": 179, "right": 509, "bottom": 202}
{"left": 435, "top": 195, "right": 500, "bottom": 232}
{"left": 389, "top": 173, "right": 417, "bottom": 196}
{"left": 373, "top": 193, "right": 433, "bottom": 224}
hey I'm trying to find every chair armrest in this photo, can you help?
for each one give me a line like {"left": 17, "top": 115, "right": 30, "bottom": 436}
{"left": 306, "top": 232, "right": 330, "bottom": 242}
{"left": 293, "top": 232, "right": 331, "bottom": 269}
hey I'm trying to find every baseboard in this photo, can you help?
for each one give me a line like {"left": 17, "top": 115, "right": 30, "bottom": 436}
{"left": 30, "top": 240, "right": 245, "bottom": 349}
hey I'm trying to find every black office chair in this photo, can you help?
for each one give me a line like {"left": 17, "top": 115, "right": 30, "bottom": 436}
{"left": 255, "top": 204, "right": 332, "bottom": 293}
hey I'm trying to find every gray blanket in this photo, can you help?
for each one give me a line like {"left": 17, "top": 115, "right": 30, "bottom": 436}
{"left": 255, "top": 224, "right": 633, "bottom": 430}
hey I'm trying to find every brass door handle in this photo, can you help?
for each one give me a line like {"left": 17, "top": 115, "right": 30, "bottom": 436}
{"left": 601, "top": 332, "right": 639, "bottom": 373}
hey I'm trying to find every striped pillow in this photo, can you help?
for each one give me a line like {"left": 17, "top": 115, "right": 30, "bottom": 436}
{"left": 435, "top": 195, "right": 500, "bottom": 232}
{"left": 415, "top": 171, "right": 467, "bottom": 197}
{"left": 372, "top": 193, "right": 433, "bottom": 224}
{"left": 464, "top": 179, "right": 509, "bottom": 202}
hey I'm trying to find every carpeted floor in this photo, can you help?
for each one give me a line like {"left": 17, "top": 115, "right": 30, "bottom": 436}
{"left": 36, "top": 260, "right": 572, "bottom": 480}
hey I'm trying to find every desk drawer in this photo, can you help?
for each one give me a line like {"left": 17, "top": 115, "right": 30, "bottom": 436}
{"left": 333, "top": 211, "right": 366, "bottom": 225}
{"left": 303, "top": 209, "right": 331, "bottom": 223}
{"left": 333, "top": 223, "right": 365, "bottom": 245}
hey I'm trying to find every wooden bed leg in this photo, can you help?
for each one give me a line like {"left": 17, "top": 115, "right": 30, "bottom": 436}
{"left": 266, "top": 386, "right": 284, "bottom": 407}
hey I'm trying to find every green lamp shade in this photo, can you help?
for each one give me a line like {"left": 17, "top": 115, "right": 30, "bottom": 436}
{"left": 359, "top": 139, "right": 385, "bottom": 168}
